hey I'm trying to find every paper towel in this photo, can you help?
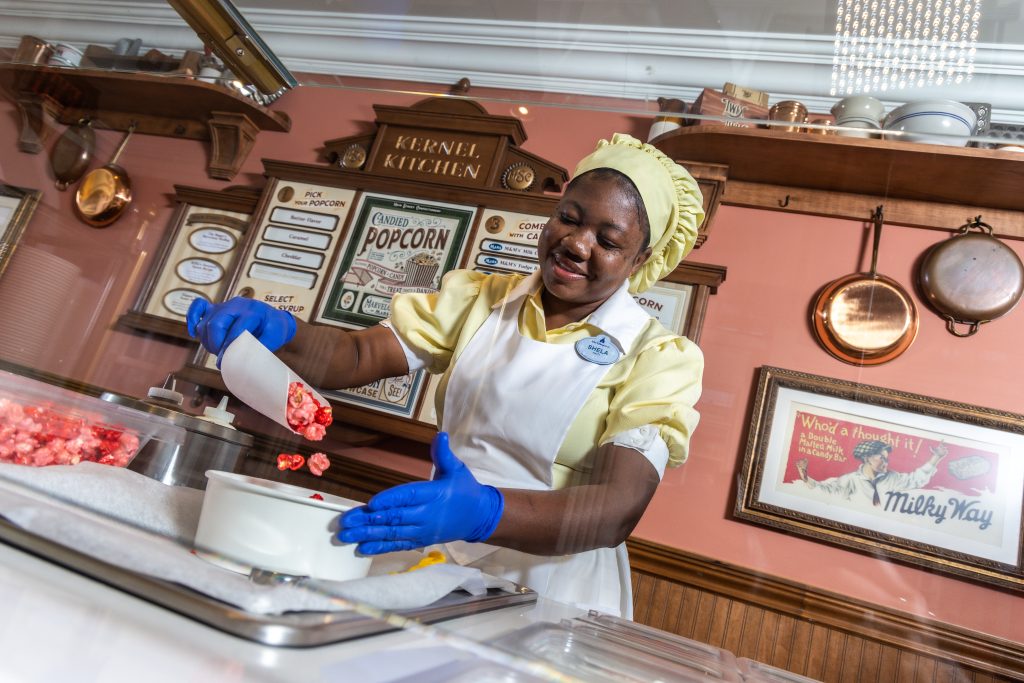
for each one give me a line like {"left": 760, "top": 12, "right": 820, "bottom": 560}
{"left": 0, "top": 465, "right": 516, "bottom": 615}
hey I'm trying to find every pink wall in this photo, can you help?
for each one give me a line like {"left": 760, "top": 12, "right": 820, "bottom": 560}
{"left": 1, "top": 77, "right": 1021, "bottom": 642}
{"left": 640, "top": 207, "right": 1024, "bottom": 642}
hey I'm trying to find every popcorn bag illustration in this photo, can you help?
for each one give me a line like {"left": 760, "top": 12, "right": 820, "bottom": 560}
{"left": 403, "top": 252, "right": 440, "bottom": 288}
{"left": 220, "top": 332, "right": 332, "bottom": 441}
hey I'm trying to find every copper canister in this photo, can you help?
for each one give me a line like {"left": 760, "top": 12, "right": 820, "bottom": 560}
{"left": 768, "top": 100, "right": 808, "bottom": 132}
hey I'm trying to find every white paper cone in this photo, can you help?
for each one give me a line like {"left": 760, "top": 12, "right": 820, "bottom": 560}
{"left": 219, "top": 331, "right": 329, "bottom": 435}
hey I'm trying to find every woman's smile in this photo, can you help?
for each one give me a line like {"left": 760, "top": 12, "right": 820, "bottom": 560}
{"left": 551, "top": 253, "right": 587, "bottom": 281}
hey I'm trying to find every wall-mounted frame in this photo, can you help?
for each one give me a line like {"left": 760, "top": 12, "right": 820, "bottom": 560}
{"left": 119, "top": 185, "right": 260, "bottom": 340}
{"left": 736, "top": 366, "right": 1024, "bottom": 591}
{"left": 0, "top": 183, "right": 41, "bottom": 279}
{"left": 642, "top": 261, "right": 726, "bottom": 343}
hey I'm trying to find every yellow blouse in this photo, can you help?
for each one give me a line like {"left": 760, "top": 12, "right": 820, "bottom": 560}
{"left": 389, "top": 270, "right": 703, "bottom": 486}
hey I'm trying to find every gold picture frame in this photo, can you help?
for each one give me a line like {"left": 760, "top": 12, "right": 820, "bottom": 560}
{"left": 0, "top": 183, "right": 41, "bottom": 280}
{"left": 736, "top": 366, "right": 1024, "bottom": 591}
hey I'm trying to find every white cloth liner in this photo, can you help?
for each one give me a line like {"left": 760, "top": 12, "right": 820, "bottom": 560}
{"left": 0, "top": 463, "right": 515, "bottom": 615}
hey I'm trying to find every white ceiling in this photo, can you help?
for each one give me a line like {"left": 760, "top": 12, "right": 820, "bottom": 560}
{"left": 3, "top": 0, "right": 1024, "bottom": 122}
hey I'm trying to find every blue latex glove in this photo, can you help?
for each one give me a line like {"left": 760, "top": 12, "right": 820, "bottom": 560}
{"left": 186, "top": 297, "right": 297, "bottom": 358}
{"left": 338, "top": 432, "right": 505, "bottom": 555}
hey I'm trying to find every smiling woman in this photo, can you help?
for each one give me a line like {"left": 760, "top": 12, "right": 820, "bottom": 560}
{"left": 186, "top": 133, "right": 706, "bottom": 618}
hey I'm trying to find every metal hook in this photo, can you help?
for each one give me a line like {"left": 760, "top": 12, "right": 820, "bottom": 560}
{"left": 778, "top": 195, "right": 790, "bottom": 207}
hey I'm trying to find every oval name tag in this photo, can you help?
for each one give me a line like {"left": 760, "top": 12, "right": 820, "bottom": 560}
{"left": 575, "top": 335, "right": 621, "bottom": 365}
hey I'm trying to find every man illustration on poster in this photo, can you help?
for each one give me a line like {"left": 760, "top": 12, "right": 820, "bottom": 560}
{"left": 796, "top": 439, "right": 948, "bottom": 506}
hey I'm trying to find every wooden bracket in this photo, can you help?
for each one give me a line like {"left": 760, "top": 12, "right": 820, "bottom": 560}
{"left": 207, "top": 111, "right": 259, "bottom": 180}
{"left": 14, "top": 93, "right": 61, "bottom": 154}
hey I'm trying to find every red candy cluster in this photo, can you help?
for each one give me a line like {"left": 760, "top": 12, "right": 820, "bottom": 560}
{"left": 309, "top": 493, "right": 324, "bottom": 501}
{"left": 0, "top": 399, "right": 140, "bottom": 468}
{"left": 286, "top": 382, "right": 332, "bottom": 441}
{"left": 276, "top": 453, "right": 305, "bottom": 471}
{"left": 276, "top": 451, "right": 331, "bottom": 477}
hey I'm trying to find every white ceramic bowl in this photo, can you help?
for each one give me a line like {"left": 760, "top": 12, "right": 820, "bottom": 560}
{"left": 883, "top": 100, "right": 977, "bottom": 146}
{"left": 195, "top": 471, "right": 372, "bottom": 582}
{"left": 832, "top": 119, "right": 880, "bottom": 139}
{"left": 830, "top": 95, "right": 886, "bottom": 127}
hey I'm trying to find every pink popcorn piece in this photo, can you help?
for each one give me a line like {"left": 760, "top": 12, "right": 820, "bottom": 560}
{"left": 285, "top": 381, "right": 333, "bottom": 441}
{"left": 0, "top": 403, "right": 140, "bottom": 468}
{"left": 308, "top": 452, "right": 330, "bottom": 477}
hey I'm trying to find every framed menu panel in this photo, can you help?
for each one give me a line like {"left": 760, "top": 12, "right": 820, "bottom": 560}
{"left": 0, "top": 183, "right": 41, "bottom": 280}
{"left": 467, "top": 208, "right": 548, "bottom": 276}
{"left": 316, "top": 193, "right": 476, "bottom": 329}
{"left": 230, "top": 181, "right": 356, "bottom": 320}
{"left": 120, "top": 185, "right": 259, "bottom": 339}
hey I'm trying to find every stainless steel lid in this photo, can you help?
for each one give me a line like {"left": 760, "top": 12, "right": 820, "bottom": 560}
{"left": 99, "top": 392, "right": 254, "bottom": 446}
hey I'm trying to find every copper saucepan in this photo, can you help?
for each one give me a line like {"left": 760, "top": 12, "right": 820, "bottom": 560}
{"left": 918, "top": 217, "right": 1024, "bottom": 337}
{"left": 812, "top": 206, "right": 919, "bottom": 365}
{"left": 51, "top": 118, "right": 95, "bottom": 191}
{"left": 74, "top": 122, "right": 136, "bottom": 228}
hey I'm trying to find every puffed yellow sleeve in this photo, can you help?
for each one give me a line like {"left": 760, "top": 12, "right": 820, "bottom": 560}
{"left": 387, "top": 269, "right": 489, "bottom": 374}
{"left": 601, "top": 336, "right": 703, "bottom": 467}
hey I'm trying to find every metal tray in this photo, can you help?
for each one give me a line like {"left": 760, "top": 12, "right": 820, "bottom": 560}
{"left": 0, "top": 516, "right": 535, "bottom": 648}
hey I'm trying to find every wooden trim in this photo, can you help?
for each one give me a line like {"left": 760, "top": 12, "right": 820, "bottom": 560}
{"left": 627, "top": 537, "right": 1024, "bottom": 680}
{"left": 171, "top": 185, "right": 263, "bottom": 215}
{"left": 724, "top": 180, "right": 1024, "bottom": 240}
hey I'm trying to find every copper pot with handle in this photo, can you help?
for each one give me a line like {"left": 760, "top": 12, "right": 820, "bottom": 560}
{"left": 918, "top": 217, "right": 1024, "bottom": 337}
{"left": 812, "top": 206, "right": 919, "bottom": 365}
{"left": 74, "top": 122, "right": 136, "bottom": 228}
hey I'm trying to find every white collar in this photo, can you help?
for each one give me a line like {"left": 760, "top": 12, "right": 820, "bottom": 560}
{"left": 492, "top": 270, "right": 650, "bottom": 354}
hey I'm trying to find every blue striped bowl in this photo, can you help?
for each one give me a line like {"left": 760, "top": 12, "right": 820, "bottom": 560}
{"left": 882, "top": 100, "right": 977, "bottom": 147}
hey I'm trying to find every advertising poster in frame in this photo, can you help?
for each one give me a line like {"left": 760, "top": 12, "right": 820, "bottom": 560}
{"left": 736, "top": 366, "right": 1024, "bottom": 590}
{"left": 0, "top": 183, "right": 41, "bottom": 279}
{"left": 317, "top": 193, "right": 475, "bottom": 329}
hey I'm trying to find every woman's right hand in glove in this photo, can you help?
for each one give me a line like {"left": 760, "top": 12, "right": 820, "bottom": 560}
{"left": 186, "top": 297, "right": 297, "bottom": 356}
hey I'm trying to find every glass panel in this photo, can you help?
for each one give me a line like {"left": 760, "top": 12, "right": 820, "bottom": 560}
{"left": 0, "top": 1, "right": 1021, "bottom": 680}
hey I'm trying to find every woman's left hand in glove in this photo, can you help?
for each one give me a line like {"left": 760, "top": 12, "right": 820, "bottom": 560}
{"left": 338, "top": 432, "right": 504, "bottom": 554}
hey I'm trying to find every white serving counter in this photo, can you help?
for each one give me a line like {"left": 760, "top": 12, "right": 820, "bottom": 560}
{"left": 0, "top": 539, "right": 582, "bottom": 682}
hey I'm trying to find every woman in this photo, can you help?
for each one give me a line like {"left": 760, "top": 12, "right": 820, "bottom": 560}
{"left": 187, "top": 133, "right": 705, "bottom": 617}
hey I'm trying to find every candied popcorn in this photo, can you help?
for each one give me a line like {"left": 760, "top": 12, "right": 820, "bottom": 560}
{"left": 276, "top": 451, "right": 331, "bottom": 477}
{"left": 286, "top": 382, "right": 332, "bottom": 441}
{"left": 276, "top": 453, "right": 306, "bottom": 471}
{"left": 0, "top": 398, "right": 140, "bottom": 468}
{"left": 308, "top": 452, "right": 330, "bottom": 477}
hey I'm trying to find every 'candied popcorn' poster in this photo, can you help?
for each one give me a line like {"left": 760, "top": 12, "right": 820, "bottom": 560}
{"left": 317, "top": 193, "right": 475, "bottom": 329}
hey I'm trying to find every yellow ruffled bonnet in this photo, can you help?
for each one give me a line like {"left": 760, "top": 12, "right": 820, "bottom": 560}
{"left": 571, "top": 133, "right": 705, "bottom": 293}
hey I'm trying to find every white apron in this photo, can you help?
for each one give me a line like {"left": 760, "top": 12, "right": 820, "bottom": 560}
{"left": 440, "top": 272, "right": 651, "bottom": 618}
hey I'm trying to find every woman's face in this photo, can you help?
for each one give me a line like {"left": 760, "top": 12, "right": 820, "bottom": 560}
{"left": 538, "top": 174, "right": 652, "bottom": 311}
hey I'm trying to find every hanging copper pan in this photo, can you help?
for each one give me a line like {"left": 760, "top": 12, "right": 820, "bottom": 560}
{"left": 74, "top": 122, "right": 135, "bottom": 228}
{"left": 918, "top": 217, "right": 1024, "bottom": 337}
{"left": 50, "top": 118, "right": 94, "bottom": 191}
{"left": 812, "top": 206, "right": 919, "bottom": 365}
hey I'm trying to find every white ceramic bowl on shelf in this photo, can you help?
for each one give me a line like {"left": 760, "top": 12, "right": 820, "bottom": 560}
{"left": 195, "top": 471, "right": 372, "bottom": 582}
{"left": 883, "top": 100, "right": 977, "bottom": 146}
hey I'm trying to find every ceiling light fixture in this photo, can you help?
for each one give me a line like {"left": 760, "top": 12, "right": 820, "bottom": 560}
{"left": 831, "top": 0, "right": 982, "bottom": 95}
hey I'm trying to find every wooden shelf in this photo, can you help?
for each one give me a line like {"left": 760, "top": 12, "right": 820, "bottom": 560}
{"left": 652, "top": 126, "right": 1024, "bottom": 238}
{"left": 0, "top": 63, "right": 291, "bottom": 180}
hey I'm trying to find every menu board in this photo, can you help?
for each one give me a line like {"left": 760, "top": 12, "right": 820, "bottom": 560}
{"left": 466, "top": 209, "right": 547, "bottom": 276}
{"left": 230, "top": 181, "right": 356, "bottom": 319}
{"left": 317, "top": 193, "right": 476, "bottom": 328}
{"left": 142, "top": 206, "right": 249, "bottom": 320}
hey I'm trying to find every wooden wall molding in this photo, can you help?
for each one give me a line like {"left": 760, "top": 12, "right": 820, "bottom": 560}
{"left": 627, "top": 538, "right": 1024, "bottom": 681}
